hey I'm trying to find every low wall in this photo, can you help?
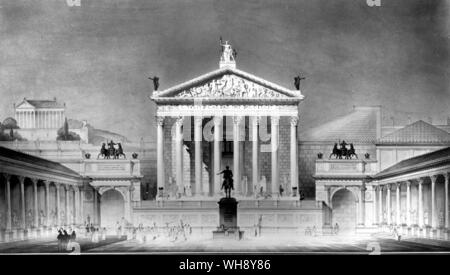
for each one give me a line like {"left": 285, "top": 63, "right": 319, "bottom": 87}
{"left": 132, "top": 199, "right": 326, "bottom": 234}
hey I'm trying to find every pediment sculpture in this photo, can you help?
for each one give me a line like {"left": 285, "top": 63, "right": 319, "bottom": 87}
{"left": 175, "top": 75, "right": 288, "bottom": 98}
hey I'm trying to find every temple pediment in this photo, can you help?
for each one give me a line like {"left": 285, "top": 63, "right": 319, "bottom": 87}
{"left": 152, "top": 67, "right": 303, "bottom": 102}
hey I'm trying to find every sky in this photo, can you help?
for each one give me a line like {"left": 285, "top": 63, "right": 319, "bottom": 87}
{"left": 0, "top": 0, "right": 449, "bottom": 142}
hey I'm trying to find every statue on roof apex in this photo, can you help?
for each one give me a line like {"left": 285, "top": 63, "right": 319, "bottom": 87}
{"left": 220, "top": 36, "right": 236, "bottom": 63}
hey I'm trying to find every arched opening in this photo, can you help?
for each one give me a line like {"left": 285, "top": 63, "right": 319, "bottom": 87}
{"left": 331, "top": 188, "right": 357, "bottom": 234}
{"left": 100, "top": 189, "right": 125, "bottom": 229}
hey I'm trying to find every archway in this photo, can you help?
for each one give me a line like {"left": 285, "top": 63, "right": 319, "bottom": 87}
{"left": 100, "top": 189, "right": 125, "bottom": 229}
{"left": 331, "top": 188, "right": 357, "bottom": 234}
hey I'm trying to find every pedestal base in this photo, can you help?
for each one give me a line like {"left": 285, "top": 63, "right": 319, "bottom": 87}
{"left": 213, "top": 228, "right": 244, "bottom": 240}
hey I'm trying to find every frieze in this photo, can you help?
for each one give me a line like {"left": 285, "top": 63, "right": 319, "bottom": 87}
{"left": 156, "top": 104, "right": 298, "bottom": 117}
{"left": 176, "top": 75, "right": 288, "bottom": 99}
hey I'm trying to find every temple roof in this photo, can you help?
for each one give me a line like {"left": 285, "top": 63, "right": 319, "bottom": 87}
{"left": 300, "top": 106, "right": 380, "bottom": 143}
{"left": 16, "top": 98, "right": 65, "bottom": 109}
{"left": 374, "top": 147, "right": 450, "bottom": 179}
{"left": 151, "top": 67, "right": 303, "bottom": 104}
{"left": 377, "top": 120, "right": 450, "bottom": 145}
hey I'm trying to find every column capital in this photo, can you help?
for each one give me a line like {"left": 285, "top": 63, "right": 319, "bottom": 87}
{"left": 251, "top": 116, "right": 261, "bottom": 126}
{"left": 444, "top": 172, "right": 449, "bottom": 181}
{"left": 406, "top": 180, "right": 412, "bottom": 187}
{"left": 430, "top": 174, "right": 439, "bottom": 183}
{"left": 213, "top": 116, "right": 223, "bottom": 125}
{"left": 30, "top": 178, "right": 39, "bottom": 185}
{"left": 290, "top": 116, "right": 299, "bottom": 127}
{"left": 43, "top": 180, "right": 50, "bottom": 188}
{"left": 2, "top": 173, "right": 12, "bottom": 182}
{"left": 175, "top": 116, "right": 184, "bottom": 127}
{"left": 17, "top": 175, "right": 26, "bottom": 184}
{"left": 270, "top": 116, "right": 280, "bottom": 125}
{"left": 233, "top": 116, "right": 243, "bottom": 125}
{"left": 417, "top": 178, "right": 425, "bottom": 185}
{"left": 194, "top": 116, "right": 203, "bottom": 125}
{"left": 156, "top": 116, "right": 165, "bottom": 126}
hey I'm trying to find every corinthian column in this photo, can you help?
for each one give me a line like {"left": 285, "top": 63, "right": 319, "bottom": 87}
{"left": 213, "top": 116, "right": 222, "bottom": 195}
{"left": 5, "top": 174, "right": 12, "bottom": 231}
{"left": 290, "top": 116, "right": 299, "bottom": 196}
{"left": 32, "top": 179, "right": 39, "bottom": 228}
{"left": 175, "top": 117, "right": 184, "bottom": 193}
{"left": 386, "top": 184, "right": 391, "bottom": 225}
{"left": 19, "top": 176, "right": 26, "bottom": 229}
{"left": 418, "top": 179, "right": 424, "bottom": 228}
{"left": 44, "top": 181, "right": 50, "bottom": 227}
{"left": 431, "top": 175, "right": 437, "bottom": 228}
{"left": 378, "top": 186, "right": 383, "bottom": 225}
{"left": 233, "top": 116, "right": 243, "bottom": 196}
{"left": 251, "top": 117, "right": 259, "bottom": 195}
{"left": 406, "top": 181, "right": 411, "bottom": 226}
{"left": 445, "top": 173, "right": 449, "bottom": 229}
{"left": 65, "top": 186, "right": 69, "bottom": 225}
{"left": 271, "top": 116, "right": 279, "bottom": 195}
{"left": 156, "top": 116, "right": 165, "bottom": 196}
{"left": 194, "top": 116, "right": 203, "bottom": 196}
{"left": 56, "top": 184, "right": 61, "bottom": 226}
{"left": 395, "top": 183, "right": 400, "bottom": 225}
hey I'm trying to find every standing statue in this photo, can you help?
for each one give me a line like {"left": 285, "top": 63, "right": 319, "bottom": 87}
{"left": 217, "top": 166, "right": 234, "bottom": 198}
{"left": 294, "top": 75, "right": 306, "bottom": 90}
{"left": 148, "top": 76, "right": 160, "bottom": 91}
{"left": 219, "top": 37, "right": 235, "bottom": 63}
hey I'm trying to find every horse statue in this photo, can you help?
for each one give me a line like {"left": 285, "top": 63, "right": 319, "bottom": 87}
{"left": 329, "top": 143, "right": 341, "bottom": 159}
{"left": 346, "top": 143, "right": 358, "bottom": 159}
{"left": 114, "top": 143, "right": 126, "bottom": 159}
{"left": 339, "top": 141, "right": 348, "bottom": 159}
{"left": 107, "top": 140, "right": 116, "bottom": 159}
{"left": 97, "top": 143, "right": 108, "bottom": 159}
{"left": 221, "top": 178, "right": 234, "bottom": 198}
{"left": 329, "top": 141, "right": 358, "bottom": 159}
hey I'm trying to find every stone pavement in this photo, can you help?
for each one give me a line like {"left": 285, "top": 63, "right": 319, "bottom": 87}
{"left": 1, "top": 233, "right": 450, "bottom": 254}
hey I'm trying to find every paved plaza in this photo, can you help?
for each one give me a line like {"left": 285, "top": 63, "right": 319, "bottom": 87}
{"left": 1, "top": 233, "right": 450, "bottom": 254}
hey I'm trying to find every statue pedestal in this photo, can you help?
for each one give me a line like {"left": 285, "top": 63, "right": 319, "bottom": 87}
{"left": 212, "top": 197, "right": 244, "bottom": 240}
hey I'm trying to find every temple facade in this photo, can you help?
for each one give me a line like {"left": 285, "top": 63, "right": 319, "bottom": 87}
{"left": 151, "top": 43, "right": 303, "bottom": 200}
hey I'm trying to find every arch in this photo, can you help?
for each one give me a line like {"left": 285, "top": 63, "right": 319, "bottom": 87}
{"left": 331, "top": 188, "right": 357, "bottom": 234}
{"left": 330, "top": 186, "right": 359, "bottom": 208}
{"left": 100, "top": 189, "right": 125, "bottom": 229}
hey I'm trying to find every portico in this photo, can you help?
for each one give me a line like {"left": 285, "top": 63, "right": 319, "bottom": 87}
{"left": 151, "top": 42, "right": 304, "bottom": 200}
{"left": 373, "top": 147, "right": 450, "bottom": 239}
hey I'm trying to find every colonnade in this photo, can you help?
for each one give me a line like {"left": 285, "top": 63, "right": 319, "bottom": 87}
{"left": 1, "top": 173, "right": 86, "bottom": 241}
{"left": 374, "top": 172, "right": 449, "bottom": 236}
{"left": 156, "top": 115, "right": 299, "bottom": 198}
{"left": 15, "top": 110, "right": 64, "bottom": 129}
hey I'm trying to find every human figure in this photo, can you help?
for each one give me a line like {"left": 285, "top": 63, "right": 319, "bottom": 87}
{"left": 334, "top": 223, "right": 339, "bottom": 235}
{"left": 279, "top": 184, "right": 284, "bottom": 197}
{"left": 57, "top": 229, "right": 63, "bottom": 252}
{"left": 294, "top": 75, "right": 305, "bottom": 90}
{"left": 148, "top": 76, "right": 160, "bottom": 91}
{"left": 312, "top": 226, "right": 317, "bottom": 237}
{"left": 218, "top": 166, "right": 234, "bottom": 198}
